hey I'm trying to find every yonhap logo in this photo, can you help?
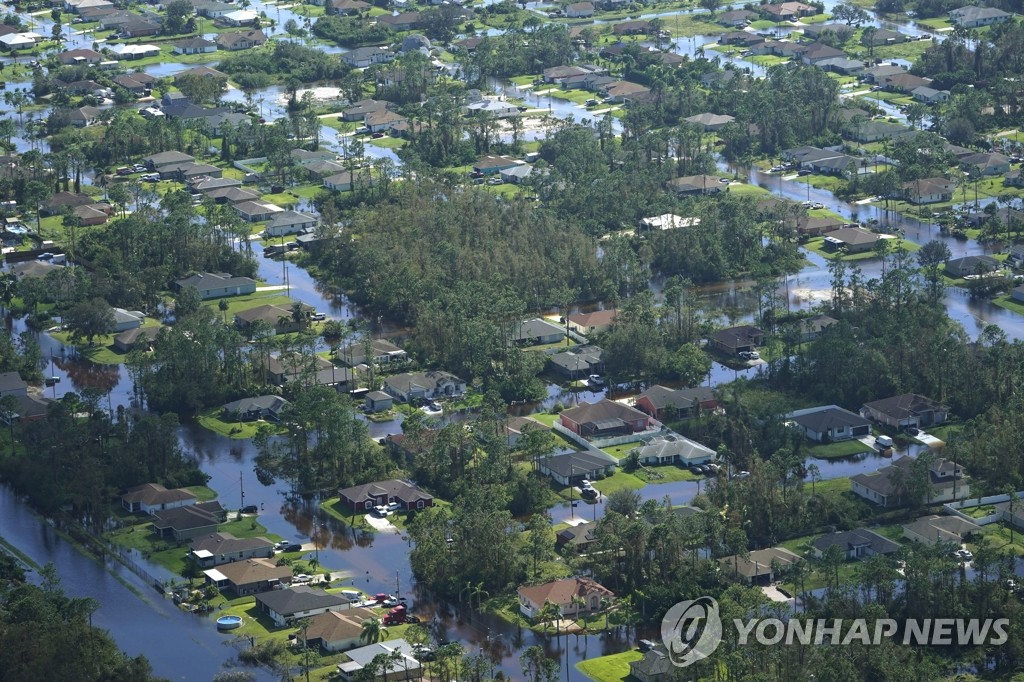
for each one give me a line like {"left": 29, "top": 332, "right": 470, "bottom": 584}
{"left": 661, "top": 596, "right": 723, "bottom": 667}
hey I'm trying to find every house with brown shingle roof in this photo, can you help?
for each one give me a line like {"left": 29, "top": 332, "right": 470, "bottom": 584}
{"left": 517, "top": 577, "right": 613, "bottom": 618}
{"left": 558, "top": 399, "right": 651, "bottom": 439}
{"left": 203, "top": 557, "right": 293, "bottom": 595}
{"left": 337, "top": 479, "right": 433, "bottom": 513}
{"left": 305, "top": 607, "right": 379, "bottom": 652}
{"left": 121, "top": 482, "right": 197, "bottom": 514}
{"left": 567, "top": 309, "right": 617, "bottom": 335}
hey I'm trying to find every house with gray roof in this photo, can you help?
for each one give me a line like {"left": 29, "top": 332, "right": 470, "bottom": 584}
{"left": 548, "top": 345, "right": 604, "bottom": 379}
{"left": 537, "top": 450, "right": 617, "bottom": 486}
{"left": 861, "top": 393, "right": 949, "bottom": 428}
{"left": 823, "top": 227, "right": 883, "bottom": 253}
{"left": 383, "top": 371, "right": 465, "bottom": 403}
{"left": 336, "top": 639, "right": 421, "bottom": 682}
{"left": 190, "top": 531, "right": 275, "bottom": 568}
{"left": 221, "top": 395, "right": 290, "bottom": 422}
{"left": 121, "top": 482, "right": 197, "bottom": 514}
{"left": 256, "top": 585, "right": 349, "bottom": 626}
{"left": 556, "top": 521, "right": 598, "bottom": 551}
{"left": 809, "top": 528, "right": 900, "bottom": 559}
{"left": 851, "top": 456, "right": 968, "bottom": 507}
{"left": 785, "top": 405, "right": 871, "bottom": 443}
{"left": 512, "top": 318, "right": 564, "bottom": 346}
{"left": 903, "top": 514, "right": 979, "bottom": 546}
{"left": 174, "top": 272, "right": 257, "bottom": 300}
{"left": 265, "top": 210, "right": 317, "bottom": 237}
{"left": 949, "top": 4, "right": 1010, "bottom": 27}
{"left": 151, "top": 501, "right": 225, "bottom": 540}
{"left": 631, "top": 433, "right": 716, "bottom": 466}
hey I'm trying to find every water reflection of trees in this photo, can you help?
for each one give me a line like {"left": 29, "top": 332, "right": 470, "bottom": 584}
{"left": 53, "top": 356, "right": 121, "bottom": 395}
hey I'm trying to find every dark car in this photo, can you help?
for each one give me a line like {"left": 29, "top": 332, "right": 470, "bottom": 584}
{"left": 284, "top": 543, "right": 302, "bottom": 552}
{"left": 580, "top": 487, "right": 599, "bottom": 500}
{"left": 405, "top": 615, "right": 421, "bottom": 624}
{"left": 240, "top": 505, "right": 258, "bottom": 514}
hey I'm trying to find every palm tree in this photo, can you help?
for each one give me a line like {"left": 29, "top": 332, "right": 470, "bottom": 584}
{"left": 360, "top": 616, "right": 388, "bottom": 644}
{"left": 537, "top": 599, "right": 562, "bottom": 637}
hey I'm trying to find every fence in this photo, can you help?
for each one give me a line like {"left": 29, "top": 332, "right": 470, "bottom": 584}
{"left": 107, "top": 544, "right": 169, "bottom": 594}
{"left": 943, "top": 491, "right": 1024, "bottom": 526}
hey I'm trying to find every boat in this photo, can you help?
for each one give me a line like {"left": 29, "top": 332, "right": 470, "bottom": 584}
{"left": 216, "top": 615, "right": 243, "bottom": 630}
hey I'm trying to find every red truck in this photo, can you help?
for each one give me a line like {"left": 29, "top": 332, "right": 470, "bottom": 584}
{"left": 382, "top": 605, "right": 407, "bottom": 626}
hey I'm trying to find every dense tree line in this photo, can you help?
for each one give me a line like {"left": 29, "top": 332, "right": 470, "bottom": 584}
{"left": 460, "top": 24, "right": 575, "bottom": 83}
{"left": 218, "top": 42, "right": 351, "bottom": 91}
{"left": 0, "top": 564, "right": 163, "bottom": 681}
{"left": 0, "top": 397, "right": 207, "bottom": 524}
{"left": 311, "top": 15, "right": 394, "bottom": 48}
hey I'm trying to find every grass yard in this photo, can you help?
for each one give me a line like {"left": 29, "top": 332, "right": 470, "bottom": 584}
{"left": 523, "top": 338, "right": 575, "bottom": 352}
{"left": 802, "top": 236, "right": 918, "bottom": 261}
{"left": 204, "top": 292, "right": 295, "bottom": 318}
{"left": 530, "top": 412, "right": 560, "bottom": 427}
{"left": 197, "top": 407, "right": 286, "bottom": 440}
{"left": 807, "top": 439, "right": 873, "bottom": 459}
{"left": 600, "top": 442, "right": 644, "bottom": 460}
{"left": 726, "top": 182, "right": 772, "bottom": 197}
{"left": 51, "top": 316, "right": 164, "bottom": 365}
{"left": 187, "top": 485, "right": 219, "bottom": 502}
{"left": 747, "top": 54, "right": 792, "bottom": 67}
{"left": 974, "top": 523, "right": 1024, "bottom": 557}
{"left": 367, "top": 136, "right": 406, "bottom": 149}
{"left": 591, "top": 470, "right": 645, "bottom": 494}
{"left": 577, "top": 650, "right": 644, "bottom": 682}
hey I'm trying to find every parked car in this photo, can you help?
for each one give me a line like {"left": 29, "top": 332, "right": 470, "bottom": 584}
{"left": 580, "top": 487, "right": 598, "bottom": 499}
{"left": 718, "top": 177, "right": 730, "bottom": 184}
{"left": 733, "top": 471, "right": 751, "bottom": 480}
{"left": 274, "top": 540, "right": 291, "bottom": 551}
{"left": 488, "top": 177, "right": 502, "bottom": 185}
{"left": 293, "top": 574, "right": 312, "bottom": 583}
{"left": 309, "top": 312, "right": 326, "bottom": 321}
{"left": 283, "top": 543, "right": 302, "bottom": 552}
{"left": 747, "top": 350, "right": 760, "bottom": 360}
{"left": 354, "top": 126, "right": 370, "bottom": 134}
{"left": 585, "top": 99, "right": 598, "bottom": 106}
{"left": 240, "top": 505, "right": 258, "bottom": 514}
{"left": 588, "top": 374, "right": 605, "bottom": 386}
{"left": 372, "top": 132, "right": 386, "bottom": 139}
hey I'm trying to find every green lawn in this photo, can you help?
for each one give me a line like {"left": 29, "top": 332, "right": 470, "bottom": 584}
{"left": 51, "top": 316, "right": 163, "bottom": 365}
{"left": 197, "top": 407, "right": 286, "bottom": 440}
{"left": 530, "top": 412, "right": 560, "bottom": 427}
{"left": 591, "top": 470, "right": 645, "bottom": 495}
{"left": 973, "top": 523, "right": 1024, "bottom": 557}
{"left": 807, "top": 439, "right": 873, "bottom": 459}
{"left": 187, "top": 485, "right": 219, "bottom": 502}
{"left": 368, "top": 136, "right": 406, "bottom": 149}
{"left": 577, "top": 650, "right": 644, "bottom": 682}
{"left": 205, "top": 292, "right": 295, "bottom": 318}
{"left": 726, "top": 182, "right": 771, "bottom": 197}
{"left": 600, "top": 442, "right": 644, "bottom": 460}
{"left": 637, "top": 465, "right": 701, "bottom": 483}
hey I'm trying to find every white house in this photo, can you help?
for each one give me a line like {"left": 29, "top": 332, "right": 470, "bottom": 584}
{"left": 265, "top": 210, "right": 317, "bottom": 237}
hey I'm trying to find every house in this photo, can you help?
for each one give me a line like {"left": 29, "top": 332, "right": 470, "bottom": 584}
{"left": 113, "top": 325, "right": 162, "bottom": 353}
{"left": 341, "top": 45, "right": 396, "bottom": 69}
{"left": 41, "top": 191, "right": 94, "bottom": 216}
{"left": 861, "top": 393, "right": 949, "bottom": 429}
{"left": 717, "top": 9, "right": 756, "bottom": 26}
{"left": 499, "top": 165, "right": 533, "bottom": 184}
{"left": 337, "top": 479, "right": 433, "bottom": 513}
{"left": 667, "top": 175, "right": 725, "bottom": 196}
{"left": 473, "top": 155, "right": 523, "bottom": 175}
{"left": 234, "top": 304, "right": 309, "bottom": 336}
{"left": 823, "top": 227, "right": 883, "bottom": 254}
{"left": 112, "top": 308, "right": 145, "bottom": 332}
{"left": 192, "top": 0, "right": 234, "bottom": 18}
{"left": 815, "top": 57, "right": 866, "bottom": 76}
{"left": 265, "top": 210, "right": 317, "bottom": 237}
{"left": 556, "top": 521, "right": 598, "bottom": 552}
{"left": 809, "top": 528, "right": 900, "bottom": 559}
{"left": 151, "top": 501, "right": 225, "bottom": 541}
{"left": 336, "top": 639, "right": 422, "bottom": 682}
{"left": 709, "top": 325, "right": 763, "bottom": 355}
{"left": 632, "top": 433, "right": 716, "bottom": 466}
{"left": 465, "top": 99, "right": 520, "bottom": 119}
{"left": 548, "top": 345, "right": 604, "bottom": 379}
{"left": 1006, "top": 169, "right": 1024, "bottom": 189}
{"left": 155, "top": 161, "right": 223, "bottom": 182}
{"left": 323, "top": 171, "right": 369, "bottom": 193}
{"left": 850, "top": 456, "right": 968, "bottom": 507}
{"left": 567, "top": 310, "right": 617, "bottom": 336}
{"left": 516, "top": 577, "right": 613, "bottom": 618}
{"left": 911, "top": 86, "right": 950, "bottom": 104}
{"left": 512, "top": 318, "right": 564, "bottom": 346}
{"left": 113, "top": 73, "right": 154, "bottom": 94}
{"left": 635, "top": 385, "right": 716, "bottom": 420}
{"left": 192, "top": 176, "right": 242, "bottom": 193}
{"left": 798, "top": 314, "right": 838, "bottom": 341}
{"left": 718, "top": 547, "right": 801, "bottom": 585}
{"left": 800, "top": 42, "right": 846, "bottom": 65}
{"left": 801, "top": 22, "right": 854, "bottom": 40}
{"left": 304, "top": 608, "right": 379, "bottom": 652}
{"left": 944, "top": 255, "right": 1000, "bottom": 278}
{"left": 203, "top": 557, "right": 292, "bottom": 595}
{"left": 960, "top": 151, "right": 1011, "bottom": 176}
{"left": 189, "top": 532, "right": 274, "bottom": 568}
{"left": 903, "top": 514, "right": 979, "bottom": 546}
{"left": 882, "top": 72, "right": 933, "bottom": 93}
{"left": 612, "top": 19, "right": 651, "bottom": 35}
{"left": 862, "top": 63, "right": 907, "bottom": 83}
{"left": 502, "top": 415, "right": 549, "bottom": 448}
{"left": 364, "top": 109, "right": 407, "bottom": 134}
{"left": 109, "top": 44, "right": 161, "bottom": 60}
{"left": 217, "top": 9, "right": 259, "bottom": 26}
{"left": 174, "top": 272, "right": 257, "bottom": 300}
{"left": 537, "top": 450, "right": 617, "bottom": 486}
{"left": 221, "top": 395, "right": 290, "bottom": 422}
{"left": 1009, "top": 244, "right": 1024, "bottom": 269}
{"left": 58, "top": 48, "right": 104, "bottom": 65}
{"left": 376, "top": 11, "right": 421, "bottom": 30}
{"left": 257, "top": 586, "right": 350, "bottom": 627}
{"left": 785, "top": 405, "right": 871, "bottom": 443}
{"left": 341, "top": 99, "right": 391, "bottom": 121}
{"left": 235, "top": 200, "right": 285, "bottom": 223}
{"left": 759, "top": 1, "right": 815, "bottom": 20}
{"left": 121, "top": 483, "right": 197, "bottom": 514}
{"left": 329, "top": 0, "right": 370, "bottom": 14}
{"left": 683, "top": 112, "right": 735, "bottom": 132}
{"left": 630, "top": 647, "right": 675, "bottom": 682}
{"left": 382, "top": 371, "right": 466, "bottom": 403}
{"left": 143, "top": 151, "right": 195, "bottom": 170}
{"left": 543, "top": 65, "right": 594, "bottom": 84}
{"left": 172, "top": 37, "right": 217, "bottom": 55}
{"left": 719, "top": 32, "right": 763, "bottom": 48}
{"left": 216, "top": 29, "right": 266, "bottom": 50}
{"left": 0, "top": 372, "right": 27, "bottom": 398}
{"left": 335, "top": 338, "right": 407, "bottom": 366}
{"left": 565, "top": 1, "right": 595, "bottom": 17}
{"left": 601, "top": 81, "right": 650, "bottom": 104}
{"left": 901, "top": 177, "right": 956, "bottom": 204}
{"left": 638, "top": 214, "right": 699, "bottom": 231}
{"left": 559, "top": 399, "right": 651, "bottom": 439}
{"left": 68, "top": 106, "right": 102, "bottom": 128}
{"left": 204, "top": 187, "right": 261, "bottom": 205}
{"left": 364, "top": 391, "right": 394, "bottom": 413}
{"left": 259, "top": 351, "right": 332, "bottom": 385}
{"left": 71, "top": 203, "right": 110, "bottom": 226}
{"left": 861, "top": 28, "right": 907, "bottom": 45}
{"left": 949, "top": 5, "right": 1010, "bottom": 27}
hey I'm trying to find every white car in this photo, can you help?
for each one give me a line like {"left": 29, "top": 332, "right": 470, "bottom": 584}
{"left": 733, "top": 471, "right": 751, "bottom": 480}
{"left": 293, "top": 574, "right": 312, "bottom": 583}
{"left": 747, "top": 350, "right": 760, "bottom": 360}
{"left": 588, "top": 374, "right": 605, "bottom": 386}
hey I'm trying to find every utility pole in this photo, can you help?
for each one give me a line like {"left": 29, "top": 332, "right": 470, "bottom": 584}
{"left": 239, "top": 471, "right": 244, "bottom": 511}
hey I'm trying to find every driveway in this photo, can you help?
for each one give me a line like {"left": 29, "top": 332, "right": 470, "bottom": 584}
{"left": 364, "top": 514, "right": 400, "bottom": 534}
